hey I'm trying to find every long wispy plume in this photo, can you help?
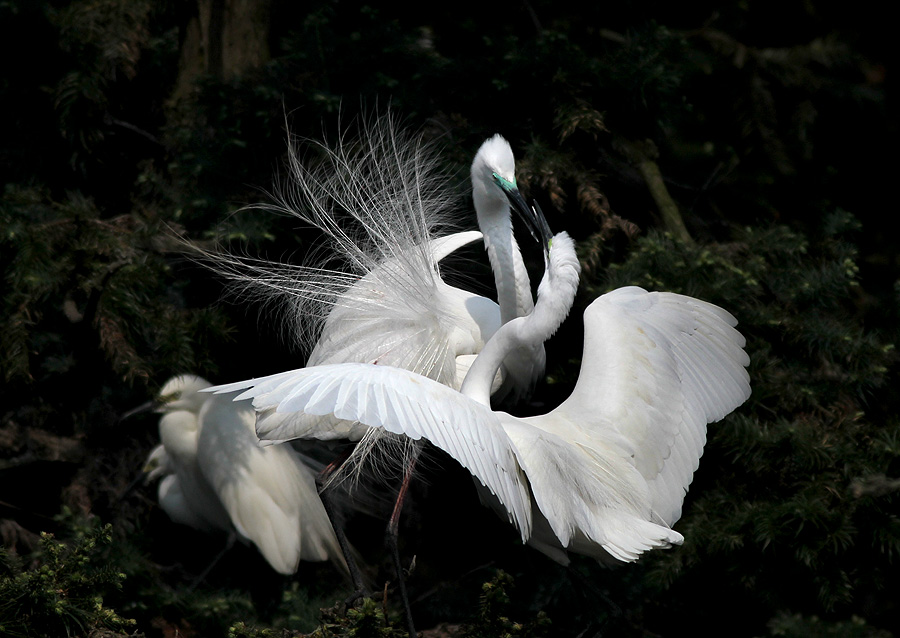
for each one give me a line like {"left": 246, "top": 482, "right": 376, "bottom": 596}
{"left": 192, "top": 112, "right": 480, "bottom": 486}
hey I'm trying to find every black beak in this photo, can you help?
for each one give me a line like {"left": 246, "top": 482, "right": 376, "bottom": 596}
{"left": 493, "top": 172, "right": 553, "bottom": 252}
{"left": 525, "top": 199, "right": 553, "bottom": 257}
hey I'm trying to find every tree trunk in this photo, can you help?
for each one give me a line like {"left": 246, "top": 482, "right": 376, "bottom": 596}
{"left": 171, "top": 0, "right": 272, "bottom": 103}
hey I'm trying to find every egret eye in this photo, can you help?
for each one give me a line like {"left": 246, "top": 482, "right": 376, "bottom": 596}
{"left": 158, "top": 391, "right": 180, "bottom": 404}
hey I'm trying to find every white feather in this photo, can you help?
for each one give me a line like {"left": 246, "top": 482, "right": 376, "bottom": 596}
{"left": 208, "top": 238, "right": 751, "bottom": 565}
{"left": 148, "top": 375, "right": 347, "bottom": 575}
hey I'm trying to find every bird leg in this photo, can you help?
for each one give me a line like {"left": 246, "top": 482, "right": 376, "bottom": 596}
{"left": 385, "top": 441, "right": 422, "bottom": 638}
{"left": 316, "top": 455, "right": 370, "bottom": 603}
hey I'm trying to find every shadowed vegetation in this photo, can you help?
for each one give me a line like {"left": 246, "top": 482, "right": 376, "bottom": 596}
{"left": 1, "top": 0, "right": 895, "bottom": 636}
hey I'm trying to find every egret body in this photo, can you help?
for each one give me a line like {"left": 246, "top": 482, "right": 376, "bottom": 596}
{"left": 198, "top": 122, "right": 548, "bottom": 634}
{"left": 209, "top": 221, "right": 751, "bottom": 564}
{"left": 149, "top": 375, "right": 346, "bottom": 575}
{"left": 201, "top": 121, "right": 545, "bottom": 482}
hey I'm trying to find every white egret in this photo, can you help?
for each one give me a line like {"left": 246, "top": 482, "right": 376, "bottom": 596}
{"left": 147, "top": 374, "right": 347, "bottom": 577}
{"left": 200, "top": 118, "right": 540, "bottom": 425}
{"left": 196, "top": 120, "right": 545, "bottom": 514}
{"left": 208, "top": 211, "right": 752, "bottom": 566}
{"left": 140, "top": 445, "right": 217, "bottom": 533}
{"left": 196, "top": 118, "right": 545, "bottom": 633}
{"left": 141, "top": 443, "right": 169, "bottom": 482}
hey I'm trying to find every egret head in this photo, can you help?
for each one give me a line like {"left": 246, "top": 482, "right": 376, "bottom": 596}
{"left": 471, "top": 135, "right": 531, "bottom": 225}
{"left": 142, "top": 444, "right": 171, "bottom": 482}
{"left": 156, "top": 375, "right": 213, "bottom": 414}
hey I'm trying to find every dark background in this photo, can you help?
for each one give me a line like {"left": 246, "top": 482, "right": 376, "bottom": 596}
{"left": 1, "top": 1, "right": 897, "bottom": 636}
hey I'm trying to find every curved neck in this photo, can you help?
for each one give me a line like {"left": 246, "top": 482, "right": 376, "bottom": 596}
{"left": 461, "top": 232, "right": 580, "bottom": 406}
{"left": 460, "top": 317, "right": 523, "bottom": 406}
{"left": 475, "top": 195, "right": 534, "bottom": 325}
{"left": 158, "top": 411, "right": 199, "bottom": 463}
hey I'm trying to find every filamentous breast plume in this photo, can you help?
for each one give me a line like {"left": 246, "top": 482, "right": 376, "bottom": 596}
{"left": 190, "top": 114, "right": 493, "bottom": 486}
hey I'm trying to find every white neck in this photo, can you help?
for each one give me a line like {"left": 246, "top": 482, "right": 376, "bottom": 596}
{"left": 474, "top": 193, "right": 534, "bottom": 325}
{"left": 460, "top": 316, "right": 524, "bottom": 405}
{"left": 158, "top": 411, "right": 199, "bottom": 464}
{"left": 461, "top": 232, "right": 580, "bottom": 406}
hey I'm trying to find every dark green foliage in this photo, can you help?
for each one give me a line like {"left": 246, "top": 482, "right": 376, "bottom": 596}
{"left": 0, "top": 184, "right": 233, "bottom": 389}
{"left": 461, "top": 571, "right": 551, "bottom": 638}
{"left": 300, "top": 598, "right": 405, "bottom": 637}
{"left": 1, "top": 0, "right": 895, "bottom": 637}
{"left": 229, "top": 623, "right": 289, "bottom": 638}
{"left": 0, "top": 518, "right": 134, "bottom": 637}
{"left": 583, "top": 215, "right": 899, "bottom": 634}
{"left": 767, "top": 612, "right": 894, "bottom": 638}
{"left": 50, "top": 0, "right": 155, "bottom": 163}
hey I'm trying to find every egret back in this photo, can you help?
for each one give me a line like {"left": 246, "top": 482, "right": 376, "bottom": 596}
{"left": 307, "top": 232, "right": 497, "bottom": 388}
{"left": 196, "top": 393, "right": 346, "bottom": 574}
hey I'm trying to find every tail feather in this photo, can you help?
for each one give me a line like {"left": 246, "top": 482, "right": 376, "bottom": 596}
{"left": 504, "top": 420, "right": 681, "bottom": 564}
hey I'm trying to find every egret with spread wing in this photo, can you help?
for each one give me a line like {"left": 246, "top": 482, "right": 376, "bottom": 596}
{"left": 209, "top": 207, "right": 751, "bottom": 565}
{"left": 196, "top": 119, "right": 547, "bottom": 632}
{"left": 199, "top": 121, "right": 543, "bottom": 476}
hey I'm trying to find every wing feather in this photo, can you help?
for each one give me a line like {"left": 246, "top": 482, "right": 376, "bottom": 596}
{"left": 553, "top": 287, "right": 750, "bottom": 526}
{"left": 208, "top": 363, "right": 533, "bottom": 539}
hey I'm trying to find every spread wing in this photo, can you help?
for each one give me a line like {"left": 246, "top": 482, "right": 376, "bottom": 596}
{"left": 208, "top": 363, "right": 533, "bottom": 540}
{"left": 554, "top": 286, "right": 751, "bottom": 526}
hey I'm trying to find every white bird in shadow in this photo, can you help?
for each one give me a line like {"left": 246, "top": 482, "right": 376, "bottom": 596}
{"left": 143, "top": 374, "right": 348, "bottom": 578}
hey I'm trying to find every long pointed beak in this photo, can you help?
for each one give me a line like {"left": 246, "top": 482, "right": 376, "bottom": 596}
{"left": 492, "top": 172, "right": 553, "bottom": 251}
{"left": 118, "top": 400, "right": 156, "bottom": 423}
{"left": 527, "top": 199, "right": 554, "bottom": 258}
